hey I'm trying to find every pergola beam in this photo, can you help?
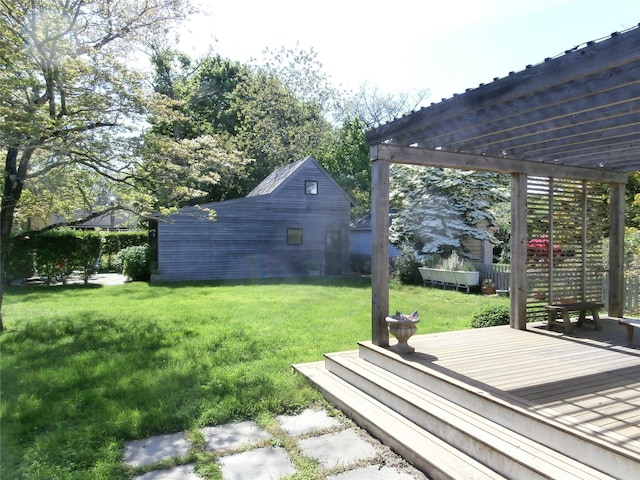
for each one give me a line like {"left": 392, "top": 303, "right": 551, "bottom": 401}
{"left": 370, "top": 144, "right": 628, "bottom": 184}
{"left": 369, "top": 145, "right": 623, "bottom": 340}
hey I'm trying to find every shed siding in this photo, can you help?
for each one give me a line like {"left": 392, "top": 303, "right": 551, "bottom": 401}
{"left": 153, "top": 157, "right": 352, "bottom": 282}
{"left": 350, "top": 230, "right": 401, "bottom": 257}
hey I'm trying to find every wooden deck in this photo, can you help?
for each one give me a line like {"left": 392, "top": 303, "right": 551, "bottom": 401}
{"left": 296, "top": 315, "right": 640, "bottom": 478}
{"left": 387, "top": 316, "right": 640, "bottom": 455}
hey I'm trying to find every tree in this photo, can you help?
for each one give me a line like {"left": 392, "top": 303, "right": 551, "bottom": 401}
{"left": 136, "top": 130, "right": 251, "bottom": 208}
{"left": 142, "top": 48, "right": 334, "bottom": 202}
{"left": 626, "top": 172, "right": 640, "bottom": 229}
{"left": 260, "top": 43, "right": 340, "bottom": 122}
{"left": 389, "top": 166, "right": 509, "bottom": 257}
{"left": 228, "top": 69, "right": 335, "bottom": 191}
{"left": 339, "top": 82, "right": 429, "bottom": 129}
{"left": 141, "top": 49, "right": 253, "bottom": 205}
{"left": 148, "top": 49, "right": 250, "bottom": 139}
{"left": 12, "top": 154, "right": 110, "bottom": 230}
{"left": 321, "top": 117, "right": 371, "bottom": 216}
{"left": 0, "top": 0, "right": 193, "bottom": 331}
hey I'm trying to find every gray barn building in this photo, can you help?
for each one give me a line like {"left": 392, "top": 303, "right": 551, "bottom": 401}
{"left": 151, "top": 156, "right": 354, "bottom": 282}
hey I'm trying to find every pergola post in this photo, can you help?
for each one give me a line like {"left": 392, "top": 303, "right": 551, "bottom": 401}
{"left": 510, "top": 173, "right": 528, "bottom": 329}
{"left": 608, "top": 182, "right": 625, "bottom": 317}
{"left": 371, "top": 152, "right": 390, "bottom": 347}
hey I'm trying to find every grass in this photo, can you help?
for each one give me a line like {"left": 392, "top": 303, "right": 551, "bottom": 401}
{"left": 0, "top": 276, "right": 508, "bottom": 479}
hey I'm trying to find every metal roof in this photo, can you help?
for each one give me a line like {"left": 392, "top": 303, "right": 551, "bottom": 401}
{"left": 366, "top": 25, "right": 640, "bottom": 175}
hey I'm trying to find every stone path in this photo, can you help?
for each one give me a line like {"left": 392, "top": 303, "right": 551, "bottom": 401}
{"left": 123, "top": 407, "right": 429, "bottom": 479}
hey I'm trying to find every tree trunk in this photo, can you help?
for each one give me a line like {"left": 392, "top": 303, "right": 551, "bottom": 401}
{"left": 1, "top": 146, "right": 31, "bottom": 332}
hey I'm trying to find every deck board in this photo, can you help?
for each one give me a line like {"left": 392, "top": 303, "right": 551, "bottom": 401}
{"left": 399, "top": 317, "right": 640, "bottom": 456}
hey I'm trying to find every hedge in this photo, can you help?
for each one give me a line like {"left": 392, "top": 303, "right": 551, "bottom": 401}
{"left": 101, "top": 231, "right": 149, "bottom": 271}
{"left": 5, "top": 237, "right": 35, "bottom": 280}
{"left": 5, "top": 230, "right": 148, "bottom": 284}
{"left": 30, "top": 230, "right": 102, "bottom": 284}
{"left": 101, "top": 231, "right": 147, "bottom": 255}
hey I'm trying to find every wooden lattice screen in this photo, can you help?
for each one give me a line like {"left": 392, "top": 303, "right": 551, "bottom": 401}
{"left": 526, "top": 177, "right": 607, "bottom": 321}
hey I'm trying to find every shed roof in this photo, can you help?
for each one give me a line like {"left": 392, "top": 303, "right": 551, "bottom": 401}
{"left": 248, "top": 155, "right": 357, "bottom": 205}
{"left": 366, "top": 25, "right": 640, "bottom": 176}
{"left": 247, "top": 157, "right": 309, "bottom": 196}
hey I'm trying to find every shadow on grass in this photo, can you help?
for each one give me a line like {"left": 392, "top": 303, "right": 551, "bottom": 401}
{"left": 4, "top": 275, "right": 372, "bottom": 302}
{"left": 2, "top": 282, "right": 105, "bottom": 304}
{"left": 146, "top": 274, "right": 373, "bottom": 290}
{"left": 1, "top": 314, "right": 313, "bottom": 479}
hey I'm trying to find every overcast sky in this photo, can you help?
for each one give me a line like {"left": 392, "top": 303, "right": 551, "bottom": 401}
{"left": 178, "top": 0, "right": 639, "bottom": 103}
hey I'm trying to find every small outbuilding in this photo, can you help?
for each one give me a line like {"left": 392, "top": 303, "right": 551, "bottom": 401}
{"left": 151, "top": 156, "right": 354, "bottom": 282}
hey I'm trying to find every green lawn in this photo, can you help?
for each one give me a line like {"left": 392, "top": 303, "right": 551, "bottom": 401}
{"left": 0, "top": 276, "right": 508, "bottom": 479}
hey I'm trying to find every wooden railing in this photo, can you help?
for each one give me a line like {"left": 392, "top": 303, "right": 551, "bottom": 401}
{"left": 478, "top": 264, "right": 640, "bottom": 315}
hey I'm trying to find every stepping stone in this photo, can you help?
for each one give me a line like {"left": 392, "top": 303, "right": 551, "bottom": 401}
{"left": 217, "top": 446, "right": 296, "bottom": 480}
{"left": 276, "top": 408, "right": 341, "bottom": 436}
{"left": 123, "top": 432, "right": 190, "bottom": 467}
{"left": 327, "top": 464, "right": 419, "bottom": 479}
{"left": 201, "top": 421, "right": 270, "bottom": 452}
{"left": 298, "top": 429, "right": 377, "bottom": 470}
{"left": 133, "top": 463, "right": 201, "bottom": 479}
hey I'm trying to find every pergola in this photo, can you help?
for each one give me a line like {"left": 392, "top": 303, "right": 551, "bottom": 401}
{"left": 366, "top": 25, "right": 640, "bottom": 347}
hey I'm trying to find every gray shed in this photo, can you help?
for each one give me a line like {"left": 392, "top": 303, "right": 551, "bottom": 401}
{"left": 151, "top": 156, "right": 354, "bottom": 281}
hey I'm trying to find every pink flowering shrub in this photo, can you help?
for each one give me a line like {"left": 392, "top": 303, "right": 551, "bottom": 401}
{"left": 527, "top": 235, "right": 563, "bottom": 266}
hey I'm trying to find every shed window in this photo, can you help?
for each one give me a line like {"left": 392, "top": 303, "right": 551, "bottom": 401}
{"left": 287, "top": 228, "right": 303, "bottom": 245}
{"left": 305, "top": 180, "right": 318, "bottom": 195}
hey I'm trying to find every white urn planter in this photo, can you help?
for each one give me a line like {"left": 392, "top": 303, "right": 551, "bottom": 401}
{"left": 385, "top": 311, "right": 420, "bottom": 354}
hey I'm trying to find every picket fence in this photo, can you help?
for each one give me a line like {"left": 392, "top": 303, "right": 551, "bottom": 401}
{"left": 476, "top": 264, "right": 640, "bottom": 313}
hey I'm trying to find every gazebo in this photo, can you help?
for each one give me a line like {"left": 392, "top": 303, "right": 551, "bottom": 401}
{"left": 296, "top": 25, "right": 640, "bottom": 479}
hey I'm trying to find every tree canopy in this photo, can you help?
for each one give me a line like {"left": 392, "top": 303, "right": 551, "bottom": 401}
{"left": 0, "top": 0, "right": 193, "bottom": 330}
{"left": 389, "top": 166, "right": 509, "bottom": 258}
{"left": 141, "top": 47, "right": 340, "bottom": 202}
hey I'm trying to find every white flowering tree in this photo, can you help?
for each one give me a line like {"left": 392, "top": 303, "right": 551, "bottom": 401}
{"left": 389, "top": 165, "right": 509, "bottom": 258}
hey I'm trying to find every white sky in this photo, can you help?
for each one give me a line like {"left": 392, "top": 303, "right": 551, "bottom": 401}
{"left": 178, "top": 0, "right": 639, "bottom": 104}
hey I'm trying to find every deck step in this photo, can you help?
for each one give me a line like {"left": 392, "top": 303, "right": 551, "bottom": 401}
{"left": 293, "top": 360, "right": 508, "bottom": 480}
{"left": 357, "top": 340, "right": 638, "bottom": 479}
{"left": 323, "top": 351, "right": 615, "bottom": 480}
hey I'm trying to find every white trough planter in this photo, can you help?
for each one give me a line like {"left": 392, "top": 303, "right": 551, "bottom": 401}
{"left": 418, "top": 267, "right": 480, "bottom": 294}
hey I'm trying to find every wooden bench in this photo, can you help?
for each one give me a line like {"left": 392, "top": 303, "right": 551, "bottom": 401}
{"left": 545, "top": 302, "right": 604, "bottom": 334}
{"left": 618, "top": 317, "right": 640, "bottom": 346}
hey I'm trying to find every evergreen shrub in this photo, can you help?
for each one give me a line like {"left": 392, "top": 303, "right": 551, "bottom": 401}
{"left": 120, "top": 245, "right": 152, "bottom": 281}
{"left": 470, "top": 304, "right": 511, "bottom": 328}
{"left": 29, "top": 230, "right": 103, "bottom": 283}
{"left": 393, "top": 243, "right": 423, "bottom": 285}
{"left": 102, "top": 231, "right": 148, "bottom": 271}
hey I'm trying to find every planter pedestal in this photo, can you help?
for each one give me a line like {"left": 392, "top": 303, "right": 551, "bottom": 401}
{"left": 385, "top": 314, "right": 420, "bottom": 354}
